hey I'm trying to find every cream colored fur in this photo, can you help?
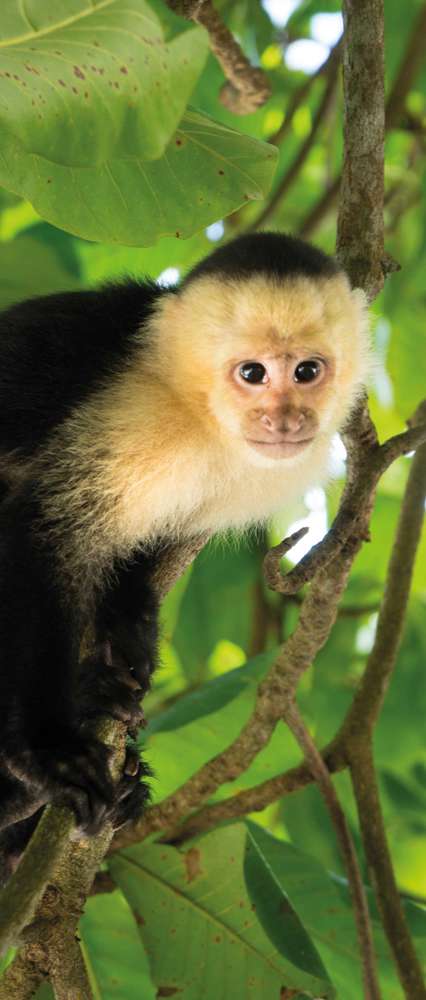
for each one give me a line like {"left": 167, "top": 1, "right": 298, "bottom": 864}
{"left": 34, "top": 272, "right": 371, "bottom": 595}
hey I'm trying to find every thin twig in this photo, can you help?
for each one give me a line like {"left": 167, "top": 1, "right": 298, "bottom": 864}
{"left": 341, "top": 402, "right": 426, "bottom": 739}
{"left": 385, "top": 2, "right": 426, "bottom": 129}
{"left": 285, "top": 701, "right": 381, "bottom": 1000}
{"left": 350, "top": 744, "right": 426, "bottom": 1000}
{"left": 298, "top": 176, "right": 341, "bottom": 239}
{"left": 269, "top": 38, "right": 343, "bottom": 147}
{"left": 251, "top": 51, "right": 341, "bottom": 231}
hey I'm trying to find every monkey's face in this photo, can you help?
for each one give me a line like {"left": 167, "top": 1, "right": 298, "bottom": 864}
{"left": 227, "top": 349, "right": 330, "bottom": 459}
{"left": 154, "top": 271, "right": 371, "bottom": 465}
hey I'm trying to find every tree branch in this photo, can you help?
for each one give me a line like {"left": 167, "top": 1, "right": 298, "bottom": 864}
{"left": 166, "top": 0, "right": 271, "bottom": 114}
{"left": 336, "top": 0, "right": 385, "bottom": 299}
{"left": 0, "top": 805, "right": 75, "bottom": 958}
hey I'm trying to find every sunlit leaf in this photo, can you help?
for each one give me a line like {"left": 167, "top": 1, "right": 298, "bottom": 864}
{"left": 0, "top": 0, "right": 207, "bottom": 165}
{"left": 247, "top": 823, "right": 426, "bottom": 1000}
{"left": 80, "top": 890, "right": 156, "bottom": 999}
{"left": 0, "top": 109, "right": 277, "bottom": 244}
{"left": 110, "top": 825, "right": 335, "bottom": 999}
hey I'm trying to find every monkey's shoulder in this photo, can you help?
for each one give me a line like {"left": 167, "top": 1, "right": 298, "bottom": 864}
{"left": 0, "top": 279, "right": 166, "bottom": 457}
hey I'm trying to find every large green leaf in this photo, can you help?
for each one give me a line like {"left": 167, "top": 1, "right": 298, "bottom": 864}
{"left": 110, "top": 824, "right": 335, "bottom": 999}
{"left": 248, "top": 824, "right": 426, "bottom": 1000}
{"left": 0, "top": 0, "right": 207, "bottom": 165}
{"left": 80, "top": 889, "right": 156, "bottom": 999}
{"left": 244, "top": 828, "right": 332, "bottom": 989}
{"left": 0, "top": 109, "right": 277, "bottom": 244}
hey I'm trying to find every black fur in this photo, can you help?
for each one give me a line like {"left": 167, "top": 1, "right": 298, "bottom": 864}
{"left": 183, "top": 231, "right": 341, "bottom": 286}
{"left": 0, "top": 280, "right": 166, "bottom": 456}
{"left": 0, "top": 279, "right": 167, "bottom": 866}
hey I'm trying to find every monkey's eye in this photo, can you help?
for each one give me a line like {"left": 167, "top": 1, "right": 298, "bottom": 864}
{"left": 294, "top": 359, "right": 322, "bottom": 384}
{"left": 239, "top": 362, "right": 267, "bottom": 384}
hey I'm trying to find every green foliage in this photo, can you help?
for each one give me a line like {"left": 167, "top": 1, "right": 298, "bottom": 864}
{"left": 0, "top": 0, "right": 207, "bottom": 164}
{"left": 0, "top": 0, "right": 277, "bottom": 243}
{"left": 80, "top": 890, "right": 156, "bottom": 998}
{"left": 109, "top": 825, "right": 335, "bottom": 999}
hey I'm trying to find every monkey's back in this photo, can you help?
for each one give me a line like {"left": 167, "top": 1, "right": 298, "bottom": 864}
{"left": 0, "top": 280, "right": 163, "bottom": 459}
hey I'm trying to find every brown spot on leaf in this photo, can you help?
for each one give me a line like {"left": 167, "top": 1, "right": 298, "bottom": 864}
{"left": 183, "top": 847, "right": 201, "bottom": 883}
{"left": 157, "top": 989, "right": 181, "bottom": 997}
{"left": 175, "top": 139, "right": 182, "bottom": 146}
{"left": 135, "top": 912, "right": 146, "bottom": 926}
{"left": 218, "top": 169, "right": 225, "bottom": 176}
{"left": 176, "top": 231, "right": 180, "bottom": 238}
{"left": 58, "top": 80, "right": 66, "bottom": 87}
{"left": 73, "top": 66, "right": 85, "bottom": 79}
{"left": 72, "top": 87, "right": 78, "bottom": 94}
{"left": 47, "top": 178, "right": 52, "bottom": 184}
{"left": 120, "top": 66, "right": 128, "bottom": 74}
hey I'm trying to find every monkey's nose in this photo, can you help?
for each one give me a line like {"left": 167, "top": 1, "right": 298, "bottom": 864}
{"left": 259, "top": 413, "right": 274, "bottom": 431}
{"left": 281, "top": 411, "right": 304, "bottom": 433}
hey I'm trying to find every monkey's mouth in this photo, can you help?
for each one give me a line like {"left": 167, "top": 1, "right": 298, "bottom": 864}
{"left": 246, "top": 437, "right": 314, "bottom": 459}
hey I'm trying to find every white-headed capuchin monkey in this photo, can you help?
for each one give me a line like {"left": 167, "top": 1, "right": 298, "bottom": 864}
{"left": 0, "top": 232, "right": 370, "bottom": 871}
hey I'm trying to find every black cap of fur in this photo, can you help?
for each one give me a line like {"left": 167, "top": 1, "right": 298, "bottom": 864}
{"left": 184, "top": 232, "right": 342, "bottom": 286}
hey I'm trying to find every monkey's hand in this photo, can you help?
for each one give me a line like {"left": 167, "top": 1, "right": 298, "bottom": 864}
{"left": 77, "top": 654, "right": 146, "bottom": 739}
{"left": 111, "top": 745, "right": 151, "bottom": 829}
{"left": 0, "top": 731, "right": 116, "bottom": 834}
{"left": 0, "top": 746, "right": 150, "bottom": 881}
{"left": 104, "top": 620, "right": 155, "bottom": 694}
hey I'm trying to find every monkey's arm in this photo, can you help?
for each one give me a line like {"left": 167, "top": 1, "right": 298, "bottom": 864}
{"left": 94, "top": 548, "right": 160, "bottom": 694}
{"left": 0, "top": 483, "right": 119, "bottom": 833}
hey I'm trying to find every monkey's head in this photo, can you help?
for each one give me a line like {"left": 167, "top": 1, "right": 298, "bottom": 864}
{"left": 152, "top": 234, "right": 371, "bottom": 467}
